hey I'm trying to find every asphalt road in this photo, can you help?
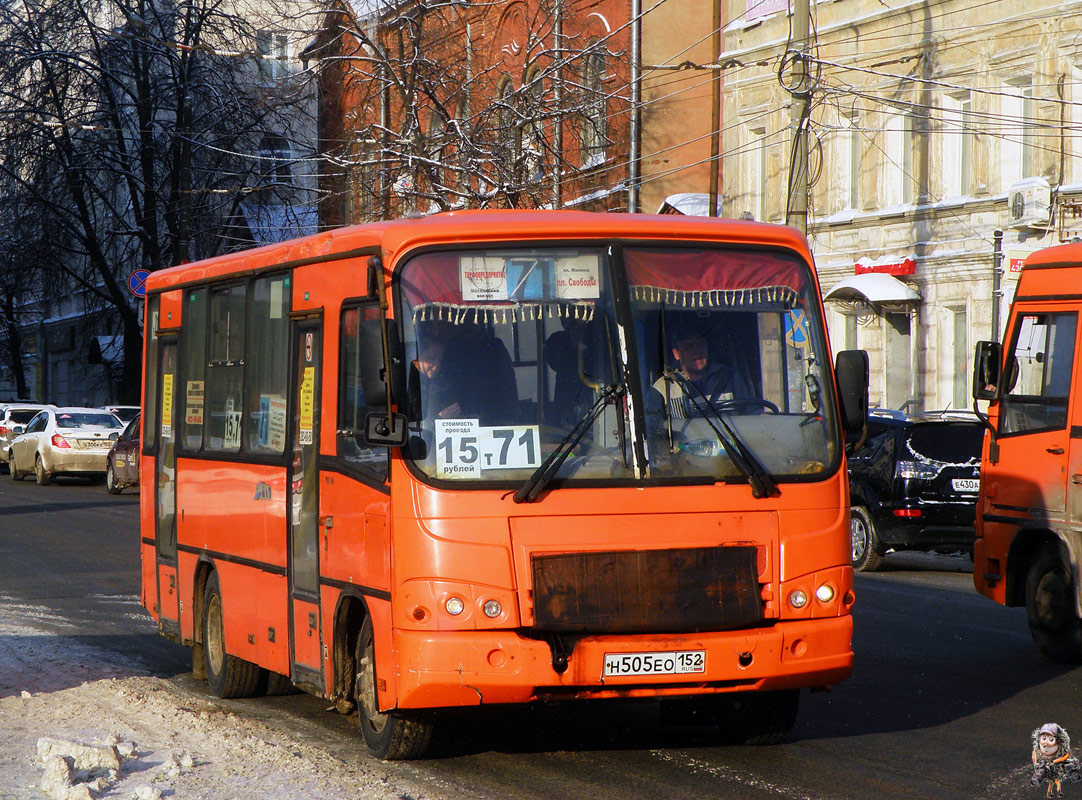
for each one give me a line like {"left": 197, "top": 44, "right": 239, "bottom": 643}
{"left": 1, "top": 473, "right": 1077, "bottom": 800}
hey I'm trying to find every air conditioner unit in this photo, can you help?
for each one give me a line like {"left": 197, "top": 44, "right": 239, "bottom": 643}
{"left": 1008, "top": 177, "right": 1051, "bottom": 229}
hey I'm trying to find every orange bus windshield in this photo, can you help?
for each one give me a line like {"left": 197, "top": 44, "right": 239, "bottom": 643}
{"left": 395, "top": 242, "right": 840, "bottom": 487}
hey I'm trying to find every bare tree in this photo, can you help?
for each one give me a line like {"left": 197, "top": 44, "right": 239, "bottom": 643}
{"left": 0, "top": 0, "right": 318, "bottom": 402}
{"left": 312, "top": 0, "right": 630, "bottom": 225}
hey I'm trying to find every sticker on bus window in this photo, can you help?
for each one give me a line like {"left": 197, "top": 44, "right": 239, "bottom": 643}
{"left": 185, "top": 380, "right": 204, "bottom": 426}
{"left": 554, "top": 257, "right": 601, "bottom": 299}
{"left": 224, "top": 410, "right": 242, "bottom": 449}
{"left": 435, "top": 420, "right": 541, "bottom": 478}
{"left": 299, "top": 366, "right": 315, "bottom": 445}
{"left": 460, "top": 256, "right": 508, "bottom": 302}
{"left": 161, "top": 373, "right": 174, "bottom": 436}
{"left": 259, "top": 394, "right": 287, "bottom": 451}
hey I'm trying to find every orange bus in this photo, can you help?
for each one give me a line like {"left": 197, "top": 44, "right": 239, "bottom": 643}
{"left": 140, "top": 210, "right": 868, "bottom": 759}
{"left": 973, "top": 242, "right": 1082, "bottom": 662}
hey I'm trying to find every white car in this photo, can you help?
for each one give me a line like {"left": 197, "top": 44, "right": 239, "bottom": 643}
{"left": 8, "top": 407, "right": 125, "bottom": 485}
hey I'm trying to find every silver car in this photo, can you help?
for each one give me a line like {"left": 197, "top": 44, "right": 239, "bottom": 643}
{"left": 8, "top": 407, "right": 124, "bottom": 485}
{"left": 0, "top": 403, "right": 54, "bottom": 473}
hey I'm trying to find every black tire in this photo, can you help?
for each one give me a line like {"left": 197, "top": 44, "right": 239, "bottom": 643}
{"left": 34, "top": 454, "right": 52, "bottom": 486}
{"left": 262, "top": 671, "right": 296, "bottom": 696}
{"left": 105, "top": 461, "right": 122, "bottom": 495}
{"left": 850, "top": 506, "right": 883, "bottom": 572}
{"left": 1025, "top": 543, "right": 1082, "bottom": 663}
{"left": 715, "top": 689, "right": 800, "bottom": 745}
{"left": 202, "top": 572, "right": 263, "bottom": 698}
{"left": 356, "top": 616, "right": 433, "bottom": 760}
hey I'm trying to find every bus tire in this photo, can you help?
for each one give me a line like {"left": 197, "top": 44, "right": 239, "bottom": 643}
{"left": 35, "top": 454, "right": 52, "bottom": 486}
{"left": 850, "top": 506, "right": 883, "bottom": 572}
{"left": 202, "top": 572, "right": 263, "bottom": 698}
{"left": 714, "top": 689, "right": 799, "bottom": 745}
{"left": 1025, "top": 544, "right": 1082, "bottom": 663}
{"left": 355, "top": 616, "right": 433, "bottom": 760}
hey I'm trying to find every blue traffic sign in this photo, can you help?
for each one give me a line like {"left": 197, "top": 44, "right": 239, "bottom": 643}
{"left": 128, "top": 269, "right": 151, "bottom": 297}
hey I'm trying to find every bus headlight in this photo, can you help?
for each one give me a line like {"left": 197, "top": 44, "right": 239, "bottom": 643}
{"left": 816, "top": 584, "right": 835, "bottom": 603}
{"left": 445, "top": 597, "right": 465, "bottom": 616}
{"left": 788, "top": 590, "right": 808, "bottom": 609}
{"left": 483, "top": 600, "right": 502, "bottom": 618}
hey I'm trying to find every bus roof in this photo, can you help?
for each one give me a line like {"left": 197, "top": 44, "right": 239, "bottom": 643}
{"left": 145, "top": 210, "right": 814, "bottom": 293}
{"left": 1016, "top": 241, "right": 1082, "bottom": 298}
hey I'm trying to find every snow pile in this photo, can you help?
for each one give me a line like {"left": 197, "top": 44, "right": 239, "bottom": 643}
{"left": 0, "top": 596, "right": 443, "bottom": 800}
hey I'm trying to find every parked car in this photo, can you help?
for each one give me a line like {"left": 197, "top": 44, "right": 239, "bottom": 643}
{"left": 0, "top": 402, "right": 54, "bottom": 472}
{"left": 847, "top": 410, "right": 985, "bottom": 571}
{"left": 102, "top": 405, "right": 140, "bottom": 423}
{"left": 106, "top": 412, "right": 141, "bottom": 494}
{"left": 7, "top": 407, "right": 125, "bottom": 485}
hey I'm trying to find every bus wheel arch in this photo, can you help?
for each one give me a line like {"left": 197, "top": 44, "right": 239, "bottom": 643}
{"left": 330, "top": 592, "right": 367, "bottom": 714}
{"left": 200, "top": 569, "right": 262, "bottom": 698}
{"left": 1023, "top": 538, "right": 1082, "bottom": 663}
{"left": 1006, "top": 529, "right": 1063, "bottom": 607}
{"left": 189, "top": 559, "right": 216, "bottom": 681}
{"left": 353, "top": 612, "right": 433, "bottom": 760}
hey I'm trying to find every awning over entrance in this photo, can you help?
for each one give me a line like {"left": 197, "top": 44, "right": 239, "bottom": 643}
{"left": 823, "top": 273, "right": 920, "bottom": 305}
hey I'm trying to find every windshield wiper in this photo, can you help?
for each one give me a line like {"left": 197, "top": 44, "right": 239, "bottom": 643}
{"left": 665, "top": 370, "right": 778, "bottom": 498}
{"left": 513, "top": 383, "right": 624, "bottom": 504}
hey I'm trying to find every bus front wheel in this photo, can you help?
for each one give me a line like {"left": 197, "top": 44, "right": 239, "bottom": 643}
{"left": 1026, "top": 544, "right": 1082, "bottom": 663}
{"left": 355, "top": 616, "right": 433, "bottom": 760}
{"left": 714, "top": 689, "right": 799, "bottom": 745}
{"left": 202, "top": 572, "right": 263, "bottom": 698}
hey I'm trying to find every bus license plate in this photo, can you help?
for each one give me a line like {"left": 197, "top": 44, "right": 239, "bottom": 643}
{"left": 603, "top": 650, "right": 706, "bottom": 677}
{"left": 951, "top": 478, "right": 979, "bottom": 492}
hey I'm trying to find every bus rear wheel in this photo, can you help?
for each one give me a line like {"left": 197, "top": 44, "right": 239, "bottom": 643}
{"left": 1026, "top": 544, "right": 1082, "bottom": 663}
{"left": 355, "top": 616, "right": 433, "bottom": 760}
{"left": 714, "top": 689, "right": 799, "bottom": 745}
{"left": 202, "top": 572, "right": 263, "bottom": 698}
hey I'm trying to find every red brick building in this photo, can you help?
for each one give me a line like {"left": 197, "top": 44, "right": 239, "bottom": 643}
{"left": 310, "top": 0, "right": 631, "bottom": 224}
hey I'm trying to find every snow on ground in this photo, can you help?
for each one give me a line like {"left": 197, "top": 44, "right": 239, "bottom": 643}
{"left": 0, "top": 596, "right": 437, "bottom": 800}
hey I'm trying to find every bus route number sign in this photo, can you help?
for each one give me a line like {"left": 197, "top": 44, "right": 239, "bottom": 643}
{"left": 435, "top": 420, "right": 541, "bottom": 478}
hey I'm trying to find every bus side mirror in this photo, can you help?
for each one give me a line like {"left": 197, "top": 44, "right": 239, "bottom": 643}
{"left": 363, "top": 412, "right": 407, "bottom": 447}
{"left": 972, "top": 340, "right": 1002, "bottom": 401}
{"left": 834, "top": 349, "right": 869, "bottom": 433}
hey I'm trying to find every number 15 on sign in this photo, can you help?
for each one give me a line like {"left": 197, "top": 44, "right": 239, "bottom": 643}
{"left": 435, "top": 420, "right": 541, "bottom": 477}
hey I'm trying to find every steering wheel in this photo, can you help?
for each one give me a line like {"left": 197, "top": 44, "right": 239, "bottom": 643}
{"left": 713, "top": 398, "right": 780, "bottom": 414}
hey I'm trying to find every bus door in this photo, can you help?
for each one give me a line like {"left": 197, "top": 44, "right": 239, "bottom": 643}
{"left": 990, "top": 308, "right": 1077, "bottom": 521}
{"left": 288, "top": 321, "right": 324, "bottom": 688}
{"left": 155, "top": 338, "right": 180, "bottom": 633}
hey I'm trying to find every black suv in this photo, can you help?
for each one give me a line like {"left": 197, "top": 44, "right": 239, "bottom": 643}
{"left": 847, "top": 410, "right": 984, "bottom": 572}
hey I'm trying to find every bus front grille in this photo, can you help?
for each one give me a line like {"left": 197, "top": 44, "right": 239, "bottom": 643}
{"left": 530, "top": 546, "right": 762, "bottom": 634}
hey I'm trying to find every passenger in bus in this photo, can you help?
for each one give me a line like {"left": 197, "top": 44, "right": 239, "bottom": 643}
{"left": 544, "top": 316, "right": 602, "bottom": 427}
{"left": 649, "top": 328, "right": 755, "bottom": 421}
{"left": 412, "top": 340, "right": 461, "bottom": 420}
{"left": 411, "top": 327, "right": 519, "bottom": 425}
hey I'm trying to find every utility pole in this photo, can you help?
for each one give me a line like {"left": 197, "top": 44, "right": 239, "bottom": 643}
{"left": 628, "top": 0, "right": 641, "bottom": 213}
{"left": 708, "top": 0, "right": 721, "bottom": 217}
{"left": 785, "top": 0, "right": 811, "bottom": 234}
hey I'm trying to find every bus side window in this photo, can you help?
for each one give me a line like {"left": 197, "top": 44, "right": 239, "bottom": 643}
{"left": 339, "top": 304, "right": 389, "bottom": 479}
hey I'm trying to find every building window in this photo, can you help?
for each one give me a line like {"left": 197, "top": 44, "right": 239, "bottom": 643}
{"left": 523, "top": 70, "right": 545, "bottom": 185}
{"left": 941, "top": 93, "right": 972, "bottom": 199}
{"left": 747, "top": 126, "right": 767, "bottom": 221}
{"left": 952, "top": 308, "right": 968, "bottom": 411}
{"left": 497, "top": 78, "right": 520, "bottom": 175}
{"left": 580, "top": 45, "right": 607, "bottom": 168}
{"left": 256, "top": 31, "right": 289, "bottom": 80}
{"left": 881, "top": 112, "right": 904, "bottom": 207}
{"left": 837, "top": 112, "right": 860, "bottom": 211}
{"left": 1001, "top": 81, "right": 1036, "bottom": 190}
{"left": 259, "top": 134, "right": 291, "bottom": 184}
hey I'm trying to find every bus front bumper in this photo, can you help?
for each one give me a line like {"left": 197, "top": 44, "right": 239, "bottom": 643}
{"left": 391, "top": 615, "right": 853, "bottom": 710}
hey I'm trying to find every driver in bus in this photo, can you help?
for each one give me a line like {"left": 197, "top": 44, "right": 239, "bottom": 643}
{"left": 650, "top": 328, "right": 755, "bottom": 420}
{"left": 412, "top": 339, "right": 462, "bottom": 421}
